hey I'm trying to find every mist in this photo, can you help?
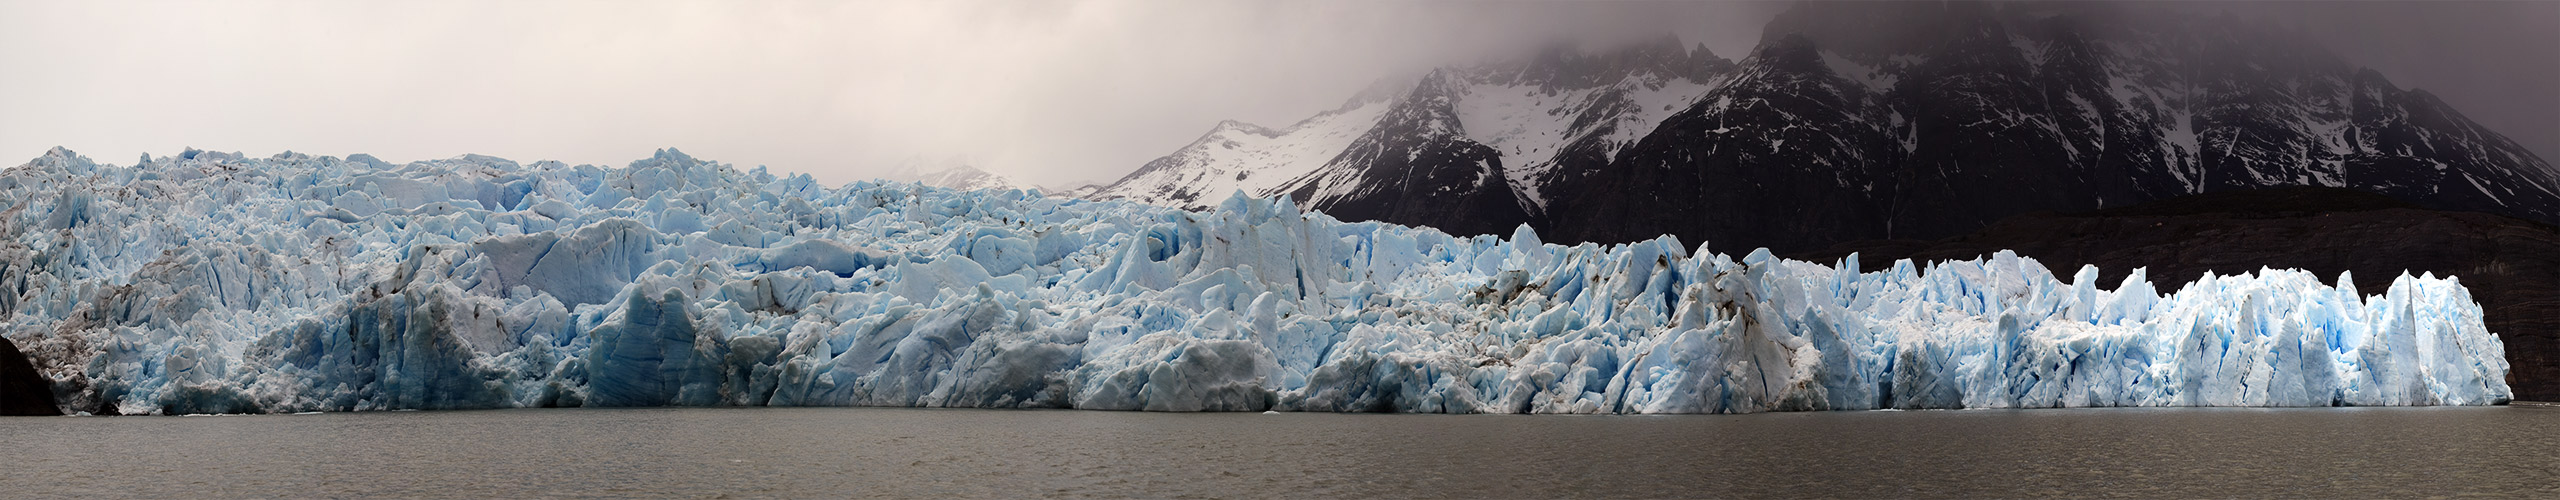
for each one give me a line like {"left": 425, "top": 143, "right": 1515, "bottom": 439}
{"left": 0, "top": 1, "right": 2547, "bottom": 188}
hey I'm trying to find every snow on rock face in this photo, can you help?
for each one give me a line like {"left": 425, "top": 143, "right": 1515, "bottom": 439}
{"left": 0, "top": 148, "right": 2509, "bottom": 415}
{"left": 880, "top": 159, "right": 1033, "bottom": 193}
{"left": 1089, "top": 101, "right": 1395, "bottom": 211}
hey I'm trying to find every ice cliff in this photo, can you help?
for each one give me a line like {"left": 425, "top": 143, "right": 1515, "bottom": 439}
{"left": 0, "top": 147, "right": 2511, "bottom": 415}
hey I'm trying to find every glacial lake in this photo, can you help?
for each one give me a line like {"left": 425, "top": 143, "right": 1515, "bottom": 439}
{"left": 6, "top": 406, "right": 2556, "bottom": 498}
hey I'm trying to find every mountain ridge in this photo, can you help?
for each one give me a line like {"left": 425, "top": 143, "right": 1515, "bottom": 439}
{"left": 1089, "top": 2, "right": 2558, "bottom": 256}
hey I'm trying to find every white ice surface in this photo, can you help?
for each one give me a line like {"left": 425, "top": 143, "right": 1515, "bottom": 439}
{"left": 0, "top": 147, "right": 2510, "bottom": 414}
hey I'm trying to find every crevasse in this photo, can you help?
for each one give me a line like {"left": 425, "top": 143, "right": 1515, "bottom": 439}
{"left": 0, "top": 147, "right": 2510, "bottom": 415}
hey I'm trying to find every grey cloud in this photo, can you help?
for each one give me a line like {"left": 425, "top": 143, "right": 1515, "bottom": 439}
{"left": 0, "top": 1, "right": 2544, "bottom": 187}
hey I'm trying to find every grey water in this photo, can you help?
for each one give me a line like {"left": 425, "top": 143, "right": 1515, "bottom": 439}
{"left": 4, "top": 407, "right": 2556, "bottom": 499}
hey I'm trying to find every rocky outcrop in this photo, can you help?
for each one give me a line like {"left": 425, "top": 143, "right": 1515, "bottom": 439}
{"left": 0, "top": 336, "right": 61, "bottom": 415}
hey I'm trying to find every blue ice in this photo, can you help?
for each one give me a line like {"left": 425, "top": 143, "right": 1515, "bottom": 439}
{"left": 0, "top": 147, "right": 2511, "bottom": 415}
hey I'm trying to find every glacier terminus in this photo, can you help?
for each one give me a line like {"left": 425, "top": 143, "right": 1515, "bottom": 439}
{"left": 0, "top": 147, "right": 2511, "bottom": 415}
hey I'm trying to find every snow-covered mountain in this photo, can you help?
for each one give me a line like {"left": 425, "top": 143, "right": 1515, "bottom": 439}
{"left": 1085, "top": 92, "right": 1397, "bottom": 210}
{"left": 1556, "top": 1, "right": 2560, "bottom": 252}
{"left": 1043, "top": 181, "right": 1109, "bottom": 199}
{"left": 1092, "top": 35, "right": 1730, "bottom": 234}
{"left": 1093, "top": 2, "right": 2560, "bottom": 253}
{"left": 881, "top": 158, "right": 1033, "bottom": 192}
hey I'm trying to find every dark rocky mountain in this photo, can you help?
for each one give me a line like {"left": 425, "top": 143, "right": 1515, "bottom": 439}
{"left": 1097, "top": 35, "right": 1734, "bottom": 225}
{"left": 1792, "top": 186, "right": 2560, "bottom": 401}
{"left": 1101, "top": 2, "right": 2558, "bottom": 257}
{"left": 1539, "top": 33, "right": 1898, "bottom": 253}
{"left": 1539, "top": 2, "right": 2560, "bottom": 252}
{"left": 1276, "top": 34, "right": 1741, "bottom": 238}
{"left": 1276, "top": 71, "right": 1532, "bottom": 238}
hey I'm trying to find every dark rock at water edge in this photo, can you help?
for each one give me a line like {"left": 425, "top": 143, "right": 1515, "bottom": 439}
{"left": 0, "top": 336, "right": 62, "bottom": 415}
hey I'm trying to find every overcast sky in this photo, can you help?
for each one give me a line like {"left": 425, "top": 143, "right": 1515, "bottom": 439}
{"left": 0, "top": 1, "right": 2550, "bottom": 188}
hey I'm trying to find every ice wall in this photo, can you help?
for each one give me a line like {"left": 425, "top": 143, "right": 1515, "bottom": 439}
{"left": 0, "top": 147, "right": 2511, "bottom": 415}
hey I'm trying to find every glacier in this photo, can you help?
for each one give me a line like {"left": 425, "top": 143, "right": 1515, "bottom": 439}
{"left": 0, "top": 147, "right": 2510, "bottom": 415}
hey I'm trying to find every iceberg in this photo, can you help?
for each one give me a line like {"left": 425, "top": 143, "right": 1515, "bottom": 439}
{"left": 0, "top": 147, "right": 2511, "bottom": 415}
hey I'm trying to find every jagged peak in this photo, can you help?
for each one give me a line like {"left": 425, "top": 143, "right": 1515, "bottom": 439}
{"left": 18, "top": 146, "right": 99, "bottom": 174}
{"left": 649, "top": 147, "right": 697, "bottom": 164}
{"left": 1691, "top": 42, "right": 1728, "bottom": 66}
{"left": 1743, "top": 33, "right": 1834, "bottom": 76}
{"left": 1209, "top": 119, "right": 1278, "bottom": 138}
